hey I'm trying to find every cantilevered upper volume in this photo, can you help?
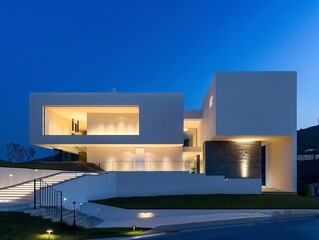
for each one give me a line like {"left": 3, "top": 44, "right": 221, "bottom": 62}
{"left": 29, "top": 71, "right": 297, "bottom": 193}
{"left": 29, "top": 93, "right": 184, "bottom": 145}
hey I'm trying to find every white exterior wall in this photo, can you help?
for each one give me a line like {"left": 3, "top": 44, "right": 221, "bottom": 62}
{"left": 266, "top": 136, "right": 296, "bottom": 192}
{"left": 214, "top": 72, "right": 296, "bottom": 136}
{"left": 0, "top": 168, "right": 60, "bottom": 188}
{"left": 200, "top": 72, "right": 296, "bottom": 141}
{"left": 200, "top": 77, "right": 216, "bottom": 142}
{"left": 29, "top": 93, "right": 183, "bottom": 145}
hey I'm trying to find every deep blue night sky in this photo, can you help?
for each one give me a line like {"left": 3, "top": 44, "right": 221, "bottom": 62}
{"left": 0, "top": 0, "right": 319, "bottom": 158}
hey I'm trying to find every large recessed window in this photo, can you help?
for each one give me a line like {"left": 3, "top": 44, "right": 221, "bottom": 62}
{"left": 43, "top": 106, "right": 139, "bottom": 135}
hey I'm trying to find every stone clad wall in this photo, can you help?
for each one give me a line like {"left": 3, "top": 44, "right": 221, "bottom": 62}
{"left": 204, "top": 141, "right": 261, "bottom": 178}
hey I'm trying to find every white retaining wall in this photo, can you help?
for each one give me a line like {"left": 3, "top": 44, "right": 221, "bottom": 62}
{"left": 54, "top": 172, "right": 261, "bottom": 208}
{"left": 54, "top": 173, "right": 117, "bottom": 208}
{"left": 115, "top": 172, "right": 261, "bottom": 197}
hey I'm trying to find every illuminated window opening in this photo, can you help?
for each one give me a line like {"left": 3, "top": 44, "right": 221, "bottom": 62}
{"left": 183, "top": 128, "right": 197, "bottom": 147}
{"left": 43, "top": 106, "right": 139, "bottom": 136}
{"left": 209, "top": 95, "right": 213, "bottom": 108}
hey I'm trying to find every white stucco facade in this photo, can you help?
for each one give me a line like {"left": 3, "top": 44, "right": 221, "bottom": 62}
{"left": 29, "top": 71, "right": 297, "bottom": 194}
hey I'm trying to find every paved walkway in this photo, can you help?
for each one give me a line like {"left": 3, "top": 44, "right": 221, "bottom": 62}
{"left": 96, "top": 210, "right": 270, "bottom": 228}
{"left": 87, "top": 209, "right": 319, "bottom": 240}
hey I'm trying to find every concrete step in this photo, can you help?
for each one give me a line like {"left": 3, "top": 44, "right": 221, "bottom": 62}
{"left": 24, "top": 207, "right": 103, "bottom": 228}
{"left": 0, "top": 172, "right": 90, "bottom": 205}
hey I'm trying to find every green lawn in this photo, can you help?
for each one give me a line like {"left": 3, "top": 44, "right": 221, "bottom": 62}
{"left": 0, "top": 160, "right": 100, "bottom": 172}
{"left": 0, "top": 212, "right": 146, "bottom": 240}
{"left": 91, "top": 194, "right": 319, "bottom": 209}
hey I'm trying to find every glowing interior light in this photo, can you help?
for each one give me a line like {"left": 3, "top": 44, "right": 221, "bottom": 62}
{"left": 63, "top": 198, "right": 67, "bottom": 201}
{"left": 184, "top": 128, "right": 188, "bottom": 131}
{"left": 9, "top": 174, "right": 13, "bottom": 177}
{"left": 234, "top": 139, "right": 258, "bottom": 142}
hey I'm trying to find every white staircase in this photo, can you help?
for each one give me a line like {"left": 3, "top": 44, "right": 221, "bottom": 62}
{"left": 24, "top": 207, "right": 103, "bottom": 228}
{"left": 0, "top": 172, "right": 86, "bottom": 205}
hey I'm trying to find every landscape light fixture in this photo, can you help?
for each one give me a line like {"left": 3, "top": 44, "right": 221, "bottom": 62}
{"left": 46, "top": 229, "right": 53, "bottom": 239}
{"left": 132, "top": 226, "right": 136, "bottom": 232}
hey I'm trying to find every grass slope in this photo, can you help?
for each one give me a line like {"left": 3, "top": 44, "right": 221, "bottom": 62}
{"left": 91, "top": 194, "right": 319, "bottom": 209}
{"left": 0, "top": 160, "right": 100, "bottom": 172}
{"left": 0, "top": 212, "right": 145, "bottom": 240}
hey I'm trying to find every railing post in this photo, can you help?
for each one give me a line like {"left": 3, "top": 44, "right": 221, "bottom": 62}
{"left": 54, "top": 190, "right": 57, "bottom": 216}
{"left": 34, "top": 179, "right": 36, "bottom": 209}
{"left": 46, "top": 183, "right": 48, "bottom": 214}
{"left": 35, "top": 178, "right": 63, "bottom": 223}
{"left": 49, "top": 187, "right": 51, "bottom": 213}
{"left": 60, "top": 192, "right": 63, "bottom": 223}
{"left": 39, "top": 180, "right": 42, "bottom": 207}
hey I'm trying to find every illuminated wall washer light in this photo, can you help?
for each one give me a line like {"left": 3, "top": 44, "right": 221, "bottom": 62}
{"left": 138, "top": 212, "right": 154, "bottom": 218}
{"left": 63, "top": 198, "right": 67, "bottom": 201}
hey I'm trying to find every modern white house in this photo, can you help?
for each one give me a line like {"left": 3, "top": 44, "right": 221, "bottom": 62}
{"left": 29, "top": 71, "right": 297, "bottom": 195}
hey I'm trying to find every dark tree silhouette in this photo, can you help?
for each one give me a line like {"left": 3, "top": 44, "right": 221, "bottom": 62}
{"left": 6, "top": 142, "right": 36, "bottom": 162}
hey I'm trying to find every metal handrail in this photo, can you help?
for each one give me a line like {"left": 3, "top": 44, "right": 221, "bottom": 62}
{"left": 34, "top": 178, "right": 63, "bottom": 223}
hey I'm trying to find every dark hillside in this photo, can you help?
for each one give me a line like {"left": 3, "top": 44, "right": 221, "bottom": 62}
{"left": 298, "top": 125, "right": 319, "bottom": 154}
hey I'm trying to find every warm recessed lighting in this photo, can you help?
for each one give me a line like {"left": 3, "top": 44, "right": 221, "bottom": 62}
{"left": 138, "top": 212, "right": 154, "bottom": 218}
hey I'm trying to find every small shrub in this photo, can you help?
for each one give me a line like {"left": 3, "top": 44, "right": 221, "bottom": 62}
{"left": 297, "top": 185, "right": 312, "bottom": 198}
